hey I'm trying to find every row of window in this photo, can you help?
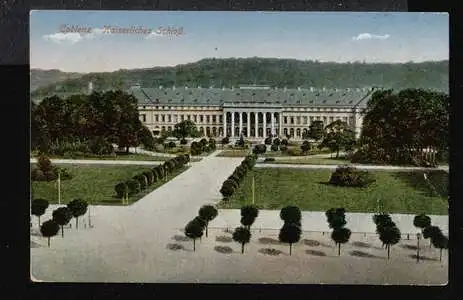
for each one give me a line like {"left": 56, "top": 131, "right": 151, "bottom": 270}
{"left": 141, "top": 106, "right": 352, "bottom": 113}
{"left": 140, "top": 114, "right": 223, "bottom": 124}
{"left": 283, "top": 115, "right": 350, "bottom": 125}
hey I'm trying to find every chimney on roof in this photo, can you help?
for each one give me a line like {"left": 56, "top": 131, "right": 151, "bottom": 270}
{"left": 185, "top": 86, "right": 188, "bottom": 89}
{"left": 172, "top": 85, "right": 176, "bottom": 90}
{"left": 88, "top": 81, "right": 93, "bottom": 94}
{"left": 322, "top": 87, "right": 326, "bottom": 91}
{"left": 310, "top": 87, "right": 314, "bottom": 92}
{"left": 159, "top": 85, "right": 163, "bottom": 89}
{"left": 298, "top": 87, "right": 301, "bottom": 91}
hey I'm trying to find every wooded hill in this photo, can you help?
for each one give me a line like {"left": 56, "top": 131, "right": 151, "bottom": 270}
{"left": 31, "top": 57, "right": 448, "bottom": 98}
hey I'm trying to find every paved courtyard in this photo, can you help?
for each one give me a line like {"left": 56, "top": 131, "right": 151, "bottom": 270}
{"left": 30, "top": 153, "right": 448, "bottom": 283}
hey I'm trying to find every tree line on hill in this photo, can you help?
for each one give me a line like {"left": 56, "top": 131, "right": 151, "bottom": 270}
{"left": 31, "top": 58, "right": 448, "bottom": 99}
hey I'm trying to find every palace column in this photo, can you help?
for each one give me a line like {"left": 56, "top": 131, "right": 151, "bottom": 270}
{"left": 271, "top": 112, "right": 275, "bottom": 137}
{"left": 247, "top": 111, "right": 251, "bottom": 137}
{"left": 279, "top": 112, "right": 283, "bottom": 138}
{"left": 239, "top": 111, "right": 243, "bottom": 137}
{"left": 231, "top": 111, "right": 235, "bottom": 138}
{"left": 263, "top": 112, "right": 267, "bottom": 138}
{"left": 223, "top": 111, "right": 227, "bottom": 137}
{"left": 254, "top": 112, "right": 258, "bottom": 138}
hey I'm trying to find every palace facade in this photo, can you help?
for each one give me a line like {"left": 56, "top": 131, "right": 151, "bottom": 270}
{"left": 131, "top": 85, "right": 374, "bottom": 140}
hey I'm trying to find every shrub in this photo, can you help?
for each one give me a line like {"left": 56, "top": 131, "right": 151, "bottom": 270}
{"left": 45, "top": 170, "right": 58, "bottom": 181}
{"left": 264, "top": 157, "right": 276, "bottom": 162}
{"left": 413, "top": 213, "right": 432, "bottom": 229}
{"left": 89, "top": 138, "right": 114, "bottom": 155}
{"left": 143, "top": 171, "right": 154, "bottom": 185}
{"left": 134, "top": 174, "right": 148, "bottom": 189}
{"left": 270, "top": 144, "right": 279, "bottom": 152}
{"left": 280, "top": 145, "right": 288, "bottom": 152}
{"left": 222, "top": 136, "right": 230, "bottom": 145}
{"left": 37, "top": 155, "right": 54, "bottom": 173}
{"left": 264, "top": 137, "right": 272, "bottom": 145}
{"left": 180, "top": 138, "right": 188, "bottom": 145}
{"left": 31, "top": 169, "right": 47, "bottom": 181}
{"left": 280, "top": 206, "right": 302, "bottom": 224}
{"left": 126, "top": 179, "right": 141, "bottom": 195}
{"left": 281, "top": 139, "right": 288, "bottom": 146}
{"left": 328, "top": 165, "right": 375, "bottom": 188}
{"left": 252, "top": 144, "right": 267, "bottom": 155}
{"left": 300, "top": 140, "right": 311, "bottom": 153}
{"left": 220, "top": 182, "right": 235, "bottom": 199}
{"left": 273, "top": 138, "right": 280, "bottom": 146}
{"left": 115, "top": 182, "right": 129, "bottom": 198}
{"left": 228, "top": 174, "right": 241, "bottom": 184}
{"left": 167, "top": 141, "right": 176, "bottom": 148}
{"left": 224, "top": 178, "right": 239, "bottom": 189}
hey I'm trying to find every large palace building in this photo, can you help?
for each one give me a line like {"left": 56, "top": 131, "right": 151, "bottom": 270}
{"left": 130, "top": 84, "right": 374, "bottom": 140}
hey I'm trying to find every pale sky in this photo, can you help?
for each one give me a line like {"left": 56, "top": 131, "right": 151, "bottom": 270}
{"left": 30, "top": 11, "right": 449, "bottom": 73}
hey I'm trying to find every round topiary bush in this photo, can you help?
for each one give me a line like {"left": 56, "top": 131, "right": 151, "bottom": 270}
{"left": 273, "top": 138, "right": 281, "bottom": 146}
{"left": 143, "top": 171, "right": 154, "bottom": 185}
{"left": 133, "top": 174, "right": 148, "bottom": 190}
{"left": 264, "top": 137, "right": 272, "bottom": 145}
{"left": 115, "top": 182, "right": 128, "bottom": 198}
{"left": 126, "top": 179, "right": 141, "bottom": 195}
{"left": 281, "top": 139, "right": 288, "bottom": 146}
{"left": 180, "top": 138, "right": 188, "bottom": 145}
{"left": 168, "top": 141, "right": 176, "bottom": 148}
{"left": 270, "top": 144, "right": 279, "bottom": 152}
{"left": 224, "top": 178, "right": 239, "bottom": 189}
{"left": 328, "top": 165, "right": 376, "bottom": 188}
{"left": 280, "top": 145, "right": 288, "bottom": 152}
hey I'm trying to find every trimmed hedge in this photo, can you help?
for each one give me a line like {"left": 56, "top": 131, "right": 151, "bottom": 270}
{"left": 329, "top": 165, "right": 376, "bottom": 188}
{"left": 220, "top": 154, "right": 257, "bottom": 201}
{"left": 114, "top": 154, "right": 188, "bottom": 199}
{"left": 115, "top": 182, "right": 128, "bottom": 198}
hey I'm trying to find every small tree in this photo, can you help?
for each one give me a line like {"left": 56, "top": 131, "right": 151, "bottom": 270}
{"left": 264, "top": 137, "right": 272, "bottom": 145}
{"left": 67, "top": 198, "right": 88, "bottom": 229}
{"left": 185, "top": 219, "right": 204, "bottom": 252}
{"left": 40, "top": 219, "right": 60, "bottom": 247}
{"left": 431, "top": 232, "right": 448, "bottom": 262}
{"left": 273, "top": 138, "right": 280, "bottom": 146}
{"left": 278, "top": 222, "right": 302, "bottom": 255}
{"left": 222, "top": 136, "right": 230, "bottom": 146}
{"left": 52, "top": 207, "right": 73, "bottom": 237}
{"left": 220, "top": 181, "right": 236, "bottom": 200}
{"left": 280, "top": 206, "right": 302, "bottom": 224}
{"left": 423, "top": 226, "right": 442, "bottom": 248}
{"left": 31, "top": 198, "right": 49, "bottom": 227}
{"left": 241, "top": 205, "right": 259, "bottom": 230}
{"left": 378, "top": 225, "right": 401, "bottom": 259}
{"left": 413, "top": 213, "right": 431, "bottom": 230}
{"left": 331, "top": 227, "right": 352, "bottom": 256}
{"left": 198, "top": 205, "right": 218, "bottom": 237}
{"left": 232, "top": 226, "right": 251, "bottom": 254}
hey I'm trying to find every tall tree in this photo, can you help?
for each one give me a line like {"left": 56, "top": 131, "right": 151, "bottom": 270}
{"left": 320, "top": 120, "right": 356, "bottom": 158}
{"left": 173, "top": 120, "right": 199, "bottom": 139}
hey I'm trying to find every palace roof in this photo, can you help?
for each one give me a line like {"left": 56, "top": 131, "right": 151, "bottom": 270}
{"left": 129, "top": 86, "right": 375, "bottom": 108}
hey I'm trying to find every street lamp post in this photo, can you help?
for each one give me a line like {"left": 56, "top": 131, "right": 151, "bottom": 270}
{"left": 416, "top": 233, "right": 421, "bottom": 263}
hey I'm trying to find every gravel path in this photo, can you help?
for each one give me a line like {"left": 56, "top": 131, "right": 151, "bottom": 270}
{"left": 256, "top": 163, "right": 449, "bottom": 172}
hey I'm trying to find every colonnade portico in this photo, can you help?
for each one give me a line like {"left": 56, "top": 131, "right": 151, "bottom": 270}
{"left": 223, "top": 110, "right": 281, "bottom": 139}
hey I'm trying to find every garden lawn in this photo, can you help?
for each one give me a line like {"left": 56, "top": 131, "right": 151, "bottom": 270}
{"left": 220, "top": 168, "right": 448, "bottom": 215}
{"left": 31, "top": 164, "right": 189, "bottom": 205}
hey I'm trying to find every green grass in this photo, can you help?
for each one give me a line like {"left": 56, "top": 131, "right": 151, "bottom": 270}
{"left": 263, "top": 157, "right": 350, "bottom": 165}
{"left": 217, "top": 149, "right": 251, "bottom": 157}
{"left": 219, "top": 168, "right": 448, "bottom": 215}
{"left": 30, "top": 152, "right": 202, "bottom": 162}
{"left": 31, "top": 164, "right": 189, "bottom": 205}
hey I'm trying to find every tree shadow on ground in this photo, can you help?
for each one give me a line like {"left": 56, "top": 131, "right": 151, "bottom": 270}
{"left": 390, "top": 172, "right": 435, "bottom": 197}
{"left": 214, "top": 245, "right": 234, "bottom": 254}
{"left": 258, "top": 248, "right": 284, "bottom": 256}
{"left": 409, "top": 254, "right": 439, "bottom": 262}
{"left": 351, "top": 241, "right": 383, "bottom": 250}
{"left": 306, "top": 249, "right": 327, "bottom": 256}
{"left": 303, "top": 239, "right": 321, "bottom": 247}
{"left": 400, "top": 244, "right": 419, "bottom": 250}
{"left": 258, "top": 237, "right": 281, "bottom": 245}
{"left": 166, "top": 243, "right": 184, "bottom": 251}
{"left": 349, "top": 250, "right": 383, "bottom": 259}
{"left": 30, "top": 240, "right": 43, "bottom": 248}
{"left": 171, "top": 235, "right": 190, "bottom": 242}
{"left": 216, "top": 236, "right": 233, "bottom": 243}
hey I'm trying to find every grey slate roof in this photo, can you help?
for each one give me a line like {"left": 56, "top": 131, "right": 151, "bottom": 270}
{"left": 130, "top": 86, "right": 374, "bottom": 108}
